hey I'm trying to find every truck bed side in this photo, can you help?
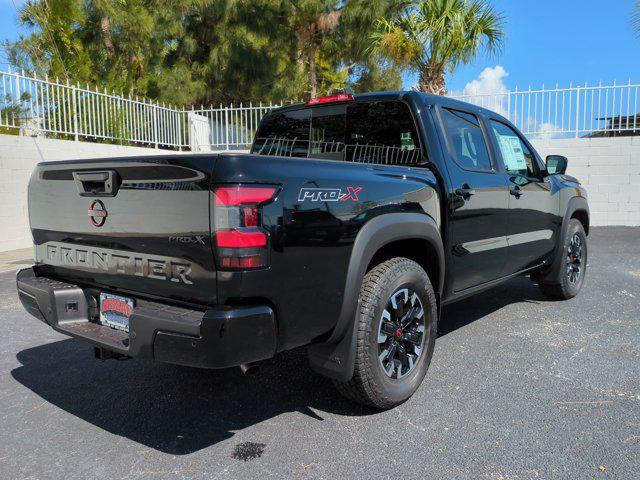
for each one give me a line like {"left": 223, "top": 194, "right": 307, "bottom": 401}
{"left": 212, "top": 153, "right": 441, "bottom": 351}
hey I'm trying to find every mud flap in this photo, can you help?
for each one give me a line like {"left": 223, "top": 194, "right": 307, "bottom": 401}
{"left": 307, "top": 300, "right": 360, "bottom": 382}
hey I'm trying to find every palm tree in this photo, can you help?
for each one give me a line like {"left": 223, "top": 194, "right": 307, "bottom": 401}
{"left": 289, "top": 2, "right": 344, "bottom": 98}
{"left": 287, "top": 0, "right": 404, "bottom": 97}
{"left": 372, "top": 0, "right": 504, "bottom": 95}
{"left": 633, "top": 1, "right": 640, "bottom": 35}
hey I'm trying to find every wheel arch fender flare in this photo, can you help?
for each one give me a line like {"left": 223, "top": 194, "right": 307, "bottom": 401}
{"left": 566, "top": 196, "right": 590, "bottom": 234}
{"left": 307, "top": 212, "right": 444, "bottom": 381}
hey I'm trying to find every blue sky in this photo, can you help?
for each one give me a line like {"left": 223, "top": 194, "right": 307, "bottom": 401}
{"left": 1, "top": 0, "right": 639, "bottom": 93}
{"left": 0, "top": 0, "right": 23, "bottom": 69}
{"left": 436, "top": 0, "right": 640, "bottom": 93}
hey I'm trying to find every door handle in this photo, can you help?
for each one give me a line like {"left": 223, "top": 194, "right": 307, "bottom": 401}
{"left": 455, "top": 186, "right": 476, "bottom": 198}
{"left": 509, "top": 187, "right": 523, "bottom": 198}
{"left": 72, "top": 170, "right": 120, "bottom": 197}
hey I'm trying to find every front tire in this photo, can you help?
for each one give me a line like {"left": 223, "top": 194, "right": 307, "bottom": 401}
{"left": 538, "top": 219, "right": 587, "bottom": 299}
{"left": 333, "top": 258, "right": 438, "bottom": 409}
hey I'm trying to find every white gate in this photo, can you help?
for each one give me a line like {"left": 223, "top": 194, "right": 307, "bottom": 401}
{"left": 188, "top": 112, "right": 212, "bottom": 152}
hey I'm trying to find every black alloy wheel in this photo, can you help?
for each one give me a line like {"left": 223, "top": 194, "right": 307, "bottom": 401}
{"left": 377, "top": 288, "right": 426, "bottom": 380}
{"left": 566, "top": 233, "right": 584, "bottom": 285}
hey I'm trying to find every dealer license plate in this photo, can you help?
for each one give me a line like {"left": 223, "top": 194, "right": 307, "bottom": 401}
{"left": 99, "top": 292, "right": 135, "bottom": 333}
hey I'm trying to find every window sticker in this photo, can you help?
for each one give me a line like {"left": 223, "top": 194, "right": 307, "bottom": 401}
{"left": 496, "top": 134, "right": 527, "bottom": 171}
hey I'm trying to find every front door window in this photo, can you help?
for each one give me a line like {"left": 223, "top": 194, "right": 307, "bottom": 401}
{"left": 490, "top": 120, "right": 540, "bottom": 179}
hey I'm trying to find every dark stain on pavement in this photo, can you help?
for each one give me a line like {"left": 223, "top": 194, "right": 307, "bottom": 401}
{"left": 232, "top": 441, "right": 266, "bottom": 461}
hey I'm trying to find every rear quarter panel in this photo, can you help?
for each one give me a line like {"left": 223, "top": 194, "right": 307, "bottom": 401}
{"left": 214, "top": 154, "right": 440, "bottom": 350}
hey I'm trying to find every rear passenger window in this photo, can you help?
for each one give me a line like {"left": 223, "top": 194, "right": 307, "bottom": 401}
{"left": 441, "top": 108, "right": 492, "bottom": 171}
{"left": 252, "top": 100, "right": 423, "bottom": 165}
{"left": 310, "top": 105, "right": 347, "bottom": 160}
{"left": 345, "top": 101, "right": 422, "bottom": 165}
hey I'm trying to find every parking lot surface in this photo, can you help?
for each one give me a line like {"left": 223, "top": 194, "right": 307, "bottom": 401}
{"left": 0, "top": 227, "right": 638, "bottom": 479}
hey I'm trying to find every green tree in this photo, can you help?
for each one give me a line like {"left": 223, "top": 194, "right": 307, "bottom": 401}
{"left": 6, "top": 0, "right": 303, "bottom": 104}
{"left": 282, "top": 0, "right": 405, "bottom": 97}
{"left": 352, "top": 62, "right": 402, "bottom": 92}
{"left": 2, "top": 0, "right": 441, "bottom": 106}
{"left": 287, "top": 1, "right": 343, "bottom": 97}
{"left": 6, "top": 0, "right": 193, "bottom": 97}
{"left": 8, "top": 0, "right": 93, "bottom": 81}
{"left": 160, "top": 0, "right": 300, "bottom": 105}
{"left": 372, "top": 0, "right": 504, "bottom": 95}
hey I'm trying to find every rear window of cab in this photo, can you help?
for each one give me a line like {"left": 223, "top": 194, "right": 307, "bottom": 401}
{"left": 251, "top": 100, "right": 425, "bottom": 166}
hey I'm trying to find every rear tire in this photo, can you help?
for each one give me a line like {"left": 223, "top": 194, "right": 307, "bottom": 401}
{"left": 333, "top": 258, "right": 437, "bottom": 409}
{"left": 538, "top": 219, "right": 587, "bottom": 300}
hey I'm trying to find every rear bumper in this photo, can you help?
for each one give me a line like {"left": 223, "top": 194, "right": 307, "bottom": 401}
{"left": 16, "top": 267, "right": 277, "bottom": 369}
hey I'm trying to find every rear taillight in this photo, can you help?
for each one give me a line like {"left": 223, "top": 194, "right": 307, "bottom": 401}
{"left": 213, "top": 185, "right": 278, "bottom": 270}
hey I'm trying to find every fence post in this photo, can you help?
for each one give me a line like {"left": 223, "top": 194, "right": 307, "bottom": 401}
{"left": 25, "top": 70, "right": 35, "bottom": 131}
{"left": 14, "top": 70, "right": 23, "bottom": 136}
{"left": 574, "top": 85, "right": 581, "bottom": 138}
{"left": 225, "top": 105, "right": 230, "bottom": 150}
{"left": 71, "top": 82, "right": 79, "bottom": 141}
{"left": 118, "top": 94, "right": 123, "bottom": 145}
{"left": 153, "top": 102, "right": 159, "bottom": 149}
{"left": 178, "top": 108, "right": 183, "bottom": 151}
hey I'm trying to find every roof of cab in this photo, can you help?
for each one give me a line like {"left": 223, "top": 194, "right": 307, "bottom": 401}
{"left": 268, "top": 90, "right": 509, "bottom": 123}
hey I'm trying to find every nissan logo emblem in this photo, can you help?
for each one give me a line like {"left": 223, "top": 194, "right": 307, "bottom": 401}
{"left": 88, "top": 200, "right": 108, "bottom": 227}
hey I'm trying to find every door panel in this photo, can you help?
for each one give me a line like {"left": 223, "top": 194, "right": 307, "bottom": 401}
{"left": 487, "top": 119, "right": 560, "bottom": 274}
{"left": 438, "top": 107, "right": 510, "bottom": 292}
{"left": 505, "top": 175, "right": 558, "bottom": 273}
{"left": 448, "top": 172, "right": 510, "bottom": 291}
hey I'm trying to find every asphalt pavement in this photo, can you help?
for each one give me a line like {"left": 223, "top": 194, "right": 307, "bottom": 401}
{"left": 0, "top": 227, "right": 638, "bottom": 479}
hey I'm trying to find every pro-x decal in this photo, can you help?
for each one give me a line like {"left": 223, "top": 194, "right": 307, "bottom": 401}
{"left": 298, "top": 186, "right": 363, "bottom": 202}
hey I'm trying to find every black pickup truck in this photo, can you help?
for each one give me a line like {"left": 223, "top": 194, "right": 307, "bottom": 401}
{"left": 16, "top": 91, "right": 589, "bottom": 408}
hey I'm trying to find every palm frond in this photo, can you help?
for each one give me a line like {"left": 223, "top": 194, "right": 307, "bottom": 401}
{"left": 371, "top": 0, "right": 505, "bottom": 92}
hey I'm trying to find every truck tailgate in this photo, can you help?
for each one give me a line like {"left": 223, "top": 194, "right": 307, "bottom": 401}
{"left": 28, "top": 155, "right": 218, "bottom": 307}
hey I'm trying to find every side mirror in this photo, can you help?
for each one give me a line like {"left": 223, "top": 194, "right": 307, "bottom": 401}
{"left": 509, "top": 174, "right": 531, "bottom": 186}
{"left": 546, "top": 155, "right": 568, "bottom": 175}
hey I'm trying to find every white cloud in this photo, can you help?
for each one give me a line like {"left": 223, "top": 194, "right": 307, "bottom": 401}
{"left": 530, "top": 122, "right": 562, "bottom": 140}
{"left": 451, "top": 65, "right": 510, "bottom": 115}
{"left": 406, "top": 66, "right": 510, "bottom": 95}
{"left": 462, "top": 65, "right": 509, "bottom": 97}
{"left": 451, "top": 66, "right": 562, "bottom": 138}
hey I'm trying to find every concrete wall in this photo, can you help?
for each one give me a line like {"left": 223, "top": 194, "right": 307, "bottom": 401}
{"left": 0, "top": 134, "right": 179, "bottom": 252}
{"left": 0, "top": 134, "right": 638, "bottom": 252}
{"left": 531, "top": 136, "right": 640, "bottom": 227}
